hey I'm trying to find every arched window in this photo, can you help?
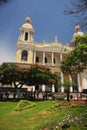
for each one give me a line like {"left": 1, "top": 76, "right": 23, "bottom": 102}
{"left": 21, "top": 50, "right": 28, "bottom": 61}
{"left": 36, "top": 57, "right": 39, "bottom": 62}
{"left": 25, "top": 32, "right": 28, "bottom": 41}
{"left": 45, "top": 57, "right": 47, "bottom": 63}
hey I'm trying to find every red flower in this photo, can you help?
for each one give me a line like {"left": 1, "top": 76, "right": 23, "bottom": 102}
{"left": 48, "top": 78, "right": 55, "bottom": 83}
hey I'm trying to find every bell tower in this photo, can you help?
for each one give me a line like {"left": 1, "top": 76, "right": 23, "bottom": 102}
{"left": 19, "top": 17, "right": 34, "bottom": 42}
{"left": 16, "top": 17, "right": 35, "bottom": 64}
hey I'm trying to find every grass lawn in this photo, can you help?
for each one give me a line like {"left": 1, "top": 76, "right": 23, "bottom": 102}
{"left": 0, "top": 100, "right": 87, "bottom": 130}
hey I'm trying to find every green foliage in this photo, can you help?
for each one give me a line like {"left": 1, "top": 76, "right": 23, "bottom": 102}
{"left": 0, "top": 63, "right": 18, "bottom": 85}
{"left": 75, "top": 34, "right": 87, "bottom": 46}
{"left": 63, "top": 81, "right": 73, "bottom": 87}
{"left": 46, "top": 101, "right": 58, "bottom": 111}
{"left": 63, "top": 81, "right": 77, "bottom": 88}
{"left": 28, "top": 64, "right": 56, "bottom": 85}
{"left": 72, "top": 43, "right": 87, "bottom": 72}
{"left": 0, "top": 63, "right": 57, "bottom": 88}
{"left": 61, "top": 35, "right": 87, "bottom": 84}
{"left": 41, "top": 104, "right": 87, "bottom": 130}
{"left": 67, "top": 104, "right": 79, "bottom": 108}
{"left": 15, "top": 100, "right": 36, "bottom": 111}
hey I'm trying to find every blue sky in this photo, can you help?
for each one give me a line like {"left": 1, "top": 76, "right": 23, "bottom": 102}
{"left": 0, "top": 0, "right": 84, "bottom": 64}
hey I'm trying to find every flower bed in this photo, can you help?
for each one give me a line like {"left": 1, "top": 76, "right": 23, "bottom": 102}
{"left": 41, "top": 100, "right": 87, "bottom": 130}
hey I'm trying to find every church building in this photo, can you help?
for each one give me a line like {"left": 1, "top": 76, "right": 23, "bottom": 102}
{"left": 16, "top": 17, "right": 86, "bottom": 93}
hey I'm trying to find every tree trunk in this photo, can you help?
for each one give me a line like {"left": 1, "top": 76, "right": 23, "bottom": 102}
{"left": 66, "top": 90, "right": 70, "bottom": 102}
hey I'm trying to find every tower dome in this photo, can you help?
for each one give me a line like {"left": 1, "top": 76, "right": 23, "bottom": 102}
{"left": 21, "top": 17, "right": 34, "bottom": 30}
{"left": 18, "top": 17, "right": 34, "bottom": 42}
{"left": 70, "top": 25, "right": 84, "bottom": 46}
{"left": 74, "top": 25, "right": 84, "bottom": 36}
{"left": 25, "top": 17, "right": 31, "bottom": 23}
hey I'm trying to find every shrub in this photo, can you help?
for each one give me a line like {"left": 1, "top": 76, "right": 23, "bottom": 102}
{"left": 15, "top": 100, "right": 36, "bottom": 111}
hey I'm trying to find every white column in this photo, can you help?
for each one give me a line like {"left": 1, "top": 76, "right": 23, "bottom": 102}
{"left": 19, "top": 50, "right": 22, "bottom": 62}
{"left": 42, "top": 84, "right": 45, "bottom": 91}
{"left": 60, "top": 72, "right": 64, "bottom": 92}
{"left": 0, "top": 83, "right": 1, "bottom": 87}
{"left": 23, "top": 31, "right": 25, "bottom": 41}
{"left": 69, "top": 75, "right": 73, "bottom": 92}
{"left": 20, "top": 31, "right": 23, "bottom": 40}
{"left": 33, "top": 51, "right": 35, "bottom": 63}
{"left": 77, "top": 73, "right": 81, "bottom": 92}
{"left": 52, "top": 52, "right": 54, "bottom": 65}
{"left": 43, "top": 52, "right": 45, "bottom": 65}
{"left": 52, "top": 85, "right": 55, "bottom": 92}
{"left": 32, "top": 86, "right": 35, "bottom": 92}
{"left": 60, "top": 53, "right": 64, "bottom": 92}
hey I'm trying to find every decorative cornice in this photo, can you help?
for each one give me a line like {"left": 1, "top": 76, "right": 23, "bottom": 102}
{"left": 16, "top": 39, "right": 72, "bottom": 54}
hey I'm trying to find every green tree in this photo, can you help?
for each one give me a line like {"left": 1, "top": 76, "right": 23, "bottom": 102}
{"left": 0, "top": 63, "right": 58, "bottom": 99}
{"left": 0, "top": 63, "right": 17, "bottom": 86}
{"left": 27, "top": 64, "right": 56, "bottom": 86}
{"left": 61, "top": 35, "right": 87, "bottom": 92}
{"left": 0, "top": 63, "right": 29, "bottom": 88}
{"left": 0, "top": 63, "right": 56, "bottom": 88}
{"left": 75, "top": 33, "right": 87, "bottom": 46}
{"left": 64, "top": 0, "right": 87, "bottom": 29}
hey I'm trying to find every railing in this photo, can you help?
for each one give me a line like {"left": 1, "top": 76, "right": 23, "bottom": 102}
{"left": 36, "top": 62, "right": 60, "bottom": 67}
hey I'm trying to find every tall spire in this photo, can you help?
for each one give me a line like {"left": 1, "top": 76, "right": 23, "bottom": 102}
{"left": 54, "top": 36, "right": 58, "bottom": 42}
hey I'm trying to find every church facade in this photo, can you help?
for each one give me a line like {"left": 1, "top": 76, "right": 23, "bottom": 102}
{"left": 16, "top": 17, "right": 87, "bottom": 92}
